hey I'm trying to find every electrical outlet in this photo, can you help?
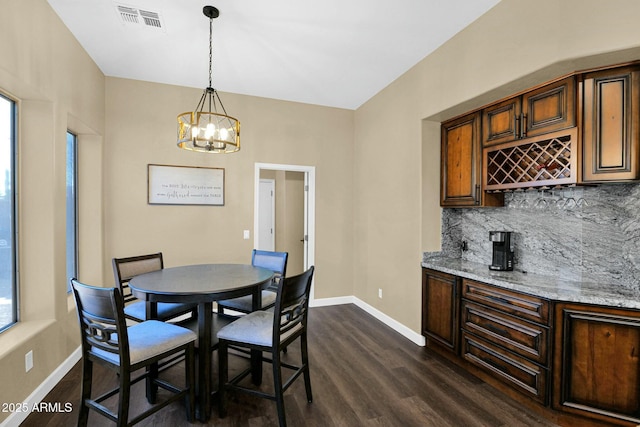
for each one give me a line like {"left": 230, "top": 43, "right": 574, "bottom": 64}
{"left": 25, "top": 350, "right": 33, "bottom": 372}
{"left": 243, "top": 230, "right": 250, "bottom": 240}
{"left": 378, "top": 288, "right": 382, "bottom": 299}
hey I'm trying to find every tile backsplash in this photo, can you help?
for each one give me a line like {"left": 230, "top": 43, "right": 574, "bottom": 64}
{"left": 431, "top": 183, "right": 640, "bottom": 291}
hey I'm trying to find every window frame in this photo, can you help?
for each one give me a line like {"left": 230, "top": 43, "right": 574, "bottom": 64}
{"left": 0, "top": 92, "right": 18, "bottom": 332}
{"left": 66, "top": 131, "right": 78, "bottom": 292}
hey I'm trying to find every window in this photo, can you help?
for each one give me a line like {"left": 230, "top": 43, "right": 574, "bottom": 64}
{"left": 0, "top": 94, "right": 16, "bottom": 331}
{"left": 66, "top": 131, "right": 78, "bottom": 291}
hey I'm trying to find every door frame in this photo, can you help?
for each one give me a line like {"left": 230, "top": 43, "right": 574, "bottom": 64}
{"left": 254, "top": 162, "right": 316, "bottom": 300}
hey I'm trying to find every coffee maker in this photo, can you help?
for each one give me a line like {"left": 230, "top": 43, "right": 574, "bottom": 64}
{"left": 489, "top": 231, "right": 514, "bottom": 271}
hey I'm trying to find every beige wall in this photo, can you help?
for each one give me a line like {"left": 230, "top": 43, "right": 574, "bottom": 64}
{"left": 353, "top": 0, "right": 640, "bottom": 331}
{"left": 0, "top": 0, "right": 105, "bottom": 421}
{"left": 3, "top": 0, "right": 640, "bottom": 421}
{"left": 103, "top": 78, "right": 354, "bottom": 298}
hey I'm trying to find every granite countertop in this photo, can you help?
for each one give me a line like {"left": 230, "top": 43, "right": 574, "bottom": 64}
{"left": 422, "top": 256, "right": 640, "bottom": 310}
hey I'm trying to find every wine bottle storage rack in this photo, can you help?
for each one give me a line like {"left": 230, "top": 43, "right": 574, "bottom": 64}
{"left": 483, "top": 128, "right": 577, "bottom": 191}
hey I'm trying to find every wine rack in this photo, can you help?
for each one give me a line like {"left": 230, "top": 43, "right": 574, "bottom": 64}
{"left": 483, "top": 128, "right": 577, "bottom": 191}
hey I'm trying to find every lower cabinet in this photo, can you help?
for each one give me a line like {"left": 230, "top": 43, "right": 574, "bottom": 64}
{"left": 422, "top": 269, "right": 459, "bottom": 353}
{"left": 460, "top": 279, "right": 550, "bottom": 405}
{"left": 553, "top": 303, "right": 640, "bottom": 425}
{"left": 422, "top": 268, "right": 640, "bottom": 426}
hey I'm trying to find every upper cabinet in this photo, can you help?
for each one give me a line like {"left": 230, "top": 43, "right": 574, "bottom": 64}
{"left": 441, "top": 112, "right": 503, "bottom": 207}
{"left": 440, "top": 61, "right": 640, "bottom": 206}
{"left": 483, "top": 77, "right": 576, "bottom": 147}
{"left": 581, "top": 65, "right": 640, "bottom": 182}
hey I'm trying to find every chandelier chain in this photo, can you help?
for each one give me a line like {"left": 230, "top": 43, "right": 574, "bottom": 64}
{"left": 208, "top": 16, "right": 213, "bottom": 89}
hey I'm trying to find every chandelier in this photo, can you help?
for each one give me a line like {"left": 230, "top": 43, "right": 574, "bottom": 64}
{"left": 177, "top": 6, "right": 240, "bottom": 153}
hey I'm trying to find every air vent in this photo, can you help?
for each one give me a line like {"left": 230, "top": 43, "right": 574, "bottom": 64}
{"left": 115, "top": 3, "right": 164, "bottom": 30}
{"left": 139, "top": 9, "right": 161, "bottom": 28}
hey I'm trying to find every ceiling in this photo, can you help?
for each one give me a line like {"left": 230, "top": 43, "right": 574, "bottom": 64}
{"left": 47, "top": 0, "right": 500, "bottom": 110}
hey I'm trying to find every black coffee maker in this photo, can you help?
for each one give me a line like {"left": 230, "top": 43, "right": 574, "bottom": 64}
{"left": 489, "top": 231, "right": 514, "bottom": 271}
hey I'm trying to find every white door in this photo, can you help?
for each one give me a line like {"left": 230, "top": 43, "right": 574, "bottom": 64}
{"left": 258, "top": 179, "right": 275, "bottom": 251}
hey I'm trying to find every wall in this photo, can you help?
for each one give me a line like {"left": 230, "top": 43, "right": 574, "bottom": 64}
{"left": 354, "top": 0, "right": 640, "bottom": 333}
{"left": 103, "top": 78, "right": 354, "bottom": 299}
{"left": 0, "top": 0, "right": 105, "bottom": 422}
{"left": 439, "top": 183, "right": 640, "bottom": 290}
{"left": 4, "top": 0, "right": 640, "bottom": 420}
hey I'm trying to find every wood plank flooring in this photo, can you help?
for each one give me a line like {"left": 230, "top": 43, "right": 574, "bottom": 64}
{"left": 21, "top": 304, "right": 558, "bottom": 426}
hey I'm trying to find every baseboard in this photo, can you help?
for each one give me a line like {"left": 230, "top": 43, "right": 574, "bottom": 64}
{"left": 311, "top": 296, "right": 426, "bottom": 347}
{"left": 1, "top": 346, "right": 82, "bottom": 427}
{"left": 2, "top": 298, "right": 423, "bottom": 426}
{"left": 310, "top": 295, "right": 354, "bottom": 307}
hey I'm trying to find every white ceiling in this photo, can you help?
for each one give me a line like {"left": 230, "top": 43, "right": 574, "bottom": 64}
{"left": 47, "top": 0, "right": 500, "bottom": 110}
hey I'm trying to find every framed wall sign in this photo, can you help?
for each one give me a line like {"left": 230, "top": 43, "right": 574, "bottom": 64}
{"left": 147, "top": 164, "right": 225, "bottom": 206}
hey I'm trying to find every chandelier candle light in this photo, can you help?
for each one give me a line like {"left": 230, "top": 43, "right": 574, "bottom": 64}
{"left": 177, "top": 6, "right": 240, "bottom": 153}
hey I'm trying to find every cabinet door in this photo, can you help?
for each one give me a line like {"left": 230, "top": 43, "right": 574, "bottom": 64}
{"left": 483, "top": 77, "right": 575, "bottom": 147}
{"left": 441, "top": 113, "right": 481, "bottom": 207}
{"left": 441, "top": 113, "right": 503, "bottom": 207}
{"left": 422, "top": 269, "right": 459, "bottom": 353}
{"left": 522, "top": 76, "right": 576, "bottom": 139}
{"left": 554, "top": 303, "right": 640, "bottom": 425}
{"left": 582, "top": 66, "right": 640, "bottom": 182}
{"left": 483, "top": 97, "right": 521, "bottom": 147}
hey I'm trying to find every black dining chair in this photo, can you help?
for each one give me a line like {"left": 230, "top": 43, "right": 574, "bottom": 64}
{"left": 217, "top": 249, "right": 288, "bottom": 315}
{"left": 217, "top": 266, "right": 315, "bottom": 427}
{"left": 112, "top": 252, "right": 196, "bottom": 323}
{"left": 71, "top": 279, "right": 196, "bottom": 426}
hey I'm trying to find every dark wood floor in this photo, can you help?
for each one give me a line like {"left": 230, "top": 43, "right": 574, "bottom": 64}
{"left": 21, "top": 304, "right": 558, "bottom": 426}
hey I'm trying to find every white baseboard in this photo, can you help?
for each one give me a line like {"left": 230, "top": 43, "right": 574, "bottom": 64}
{"left": 1, "top": 346, "right": 82, "bottom": 427}
{"left": 3, "top": 298, "right": 423, "bottom": 427}
{"left": 311, "top": 296, "right": 426, "bottom": 347}
{"left": 310, "top": 295, "right": 353, "bottom": 307}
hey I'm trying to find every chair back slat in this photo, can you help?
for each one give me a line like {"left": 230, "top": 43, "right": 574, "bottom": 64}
{"left": 112, "top": 253, "right": 164, "bottom": 301}
{"left": 274, "top": 266, "right": 314, "bottom": 337}
{"left": 252, "top": 249, "right": 288, "bottom": 291}
{"left": 71, "top": 279, "right": 128, "bottom": 360}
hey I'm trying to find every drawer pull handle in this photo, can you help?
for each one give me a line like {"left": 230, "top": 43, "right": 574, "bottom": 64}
{"left": 486, "top": 323, "right": 509, "bottom": 336}
{"left": 487, "top": 295, "right": 510, "bottom": 305}
{"left": 482, "top": 357, "right": 509, "bottom": 373}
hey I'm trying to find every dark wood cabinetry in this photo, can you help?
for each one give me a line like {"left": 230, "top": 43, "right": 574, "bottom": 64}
{"left": 581, "top": 65, "right": 640, "bottom": 182}
{"left": 441, "top": 62, "right": 640, "bottom": 200}
{"left": 421, "top": 269, "right": 459, "bottom": 353}
{"left": 483, "top": 77, "right": 576, "bottom": 147}
{"left": 460, "top": 279, "right": 550, "bottom": 404}
{"left": 440, "top": 112, "right": 503, "bottom": 207}
{"left": 422, "top": 268, "right": 640, "bottom": 425}
{"left": 553, "top": 303, "right": 640, "bottom": 425}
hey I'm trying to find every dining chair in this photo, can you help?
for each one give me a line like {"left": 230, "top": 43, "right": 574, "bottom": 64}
{"left": 217, "top": 266, "right": 315, "bottom": 427}
{"left": 112, "top": 252, "right": 196, "bottom": 323}
{"left": 70, "top": 279, "right": 196, "bottom": 427}
{"left": 216, "top": 249, "right": 288, "bottom": 315}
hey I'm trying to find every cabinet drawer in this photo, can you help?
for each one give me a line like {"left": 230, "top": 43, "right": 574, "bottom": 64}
{"left": 462, "top": 300, "right": 548, "bottom": 365}
{"left": 462, "top": 279, "right": 549, "bottom": 325}
{"left": 462, "top": 331, "right": 548, "bottom": 404}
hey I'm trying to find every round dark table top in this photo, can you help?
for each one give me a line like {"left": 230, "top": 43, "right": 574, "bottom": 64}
{"left": 129, "top": 263, "right": 274, "bottom": 302}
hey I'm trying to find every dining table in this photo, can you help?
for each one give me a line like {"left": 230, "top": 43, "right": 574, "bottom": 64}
{"left": 128, "top": 263, "right": 274, "bottom": 421}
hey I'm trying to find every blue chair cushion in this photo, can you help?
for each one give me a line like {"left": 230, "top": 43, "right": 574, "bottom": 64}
{"left": 218, "top": 290, "right": 277, "bottom": 312}
{"left": 217, "top": 311, "right": 301, "bottom": 347}
{"left": 124, "top": 300, "right": 194, "bottom": 321}
{"left": 92, "top": 320, "right": 196, "bottom": 365}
